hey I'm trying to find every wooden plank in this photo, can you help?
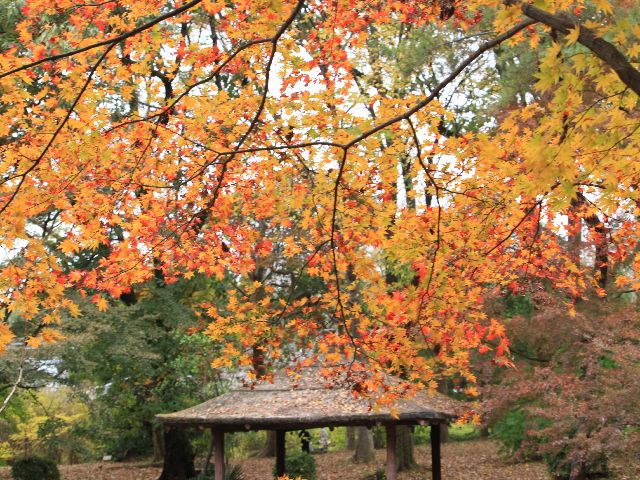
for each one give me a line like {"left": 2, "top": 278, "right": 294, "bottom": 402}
{"left": 430, "top": 423, "right": 442, "bottom": 480}
{"left": 275, "top": 430, "right": 286, "bottom": 477}
{"left": 386, "top": 424, "right": 397, "bottom": 480}
{"left": 214, "top": 429, "right": 225, "bottom": 480}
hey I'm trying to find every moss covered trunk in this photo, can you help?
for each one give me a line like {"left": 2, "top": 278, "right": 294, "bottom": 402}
{"left": 396, "top": 425, "right": 417, "bottom": 472}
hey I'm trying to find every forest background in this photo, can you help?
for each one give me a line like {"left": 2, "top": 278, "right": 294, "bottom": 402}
{"left": 0, "top": 0, "right": 639, "bottom": 479}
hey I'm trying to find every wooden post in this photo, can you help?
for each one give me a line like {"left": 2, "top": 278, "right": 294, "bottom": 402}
{"left": 386, "top": 424, "right": 397, "bottom": 480}
{"left": 430, "top": 423, "right": 442, "bottom": 480}
{"left": 275, "top": 430, "right": 286, "bottom": 477}
{"left": 214, "top": 429, "right": 225, "bottom": 480}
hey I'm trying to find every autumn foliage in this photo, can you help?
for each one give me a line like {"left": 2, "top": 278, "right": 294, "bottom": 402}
{"left": 483, "top": 293, "right": 640, "bottom": 477}
{"left": 0, "top": 0, "right": 639, "bottom": 406}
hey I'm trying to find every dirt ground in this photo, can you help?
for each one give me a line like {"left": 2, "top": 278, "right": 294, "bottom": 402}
{"left": 0, "top": 439, "right": 558, "bottom": 480}
{"left": 240, "top": 439, "right": 552, "bottom": 480}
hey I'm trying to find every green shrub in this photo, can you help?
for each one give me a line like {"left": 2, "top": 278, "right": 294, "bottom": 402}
{"left": 413, "top": 426, "right": 430, "bottom": 446}
{"left": 491, "top": 407, "right": 551, "bottom": 461}
{"left": 231, "top": 431, "right": 267, "bottom": 458}
{"left": 544, "top": 447, "right": 609, "bottom": 479}
{"left": 449, "top": 424, "right": 480, "bottom": 441}
{"left": 11, "top": 456, "right": 60, "bottom": 480}
{"left": 491, "top": 408, "right": 526, "bottom": 456}
{"left": 363, "top": 468, "right": 386, "bottom": 480}
{"left": 273, "top": 451, "right": 317, "bottom": 480}
{"left": 503, "top": 293, "right": 534, "bottom": 319}
{"left": 414, "top": 424, "right": 479, "bottom": 445}
{"left": 371, "top": 427, "right": 385, "bottom": 449}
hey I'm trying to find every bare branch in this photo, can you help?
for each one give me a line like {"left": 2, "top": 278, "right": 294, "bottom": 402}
{"left": 0, "top": 365, "right": 23, "bottom": 415}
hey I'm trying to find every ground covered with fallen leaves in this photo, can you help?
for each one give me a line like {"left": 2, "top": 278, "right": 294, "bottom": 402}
{"left": 242, "top": 439, "right": 551, "bottom": 480}
{"left": 1, "top": 439, "right": 638, "bottom": 480}
{"left": 0, "top": 440, "right": 550, "bottom": 480}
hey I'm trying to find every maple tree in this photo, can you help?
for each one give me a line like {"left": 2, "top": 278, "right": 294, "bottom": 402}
{"left": 483, "top": 292, "right": 640, "bottom": 479}
{"left": 0, "top": 0, "right": 639, "bottom": 405}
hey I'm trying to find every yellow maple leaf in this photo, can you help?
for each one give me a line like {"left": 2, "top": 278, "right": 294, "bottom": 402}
{"left": 58, "top": 237, "right": 78, "bottom": 255}
{"left": 565, "top": 26, "right": 580, "bottom": 46}
{"left": 594, "top": 0, "right": 614, "bottom": 15}
{"left": 67, "top": 302, "right": 81, "bottom": 318}
{"left": 94, "top": 296, "right": 108, "bottom": 312}
{"left": 0, "top": 325, "right": 14, "bottom": 353}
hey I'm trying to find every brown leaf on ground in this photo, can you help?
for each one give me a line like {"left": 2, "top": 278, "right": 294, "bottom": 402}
{"left": 241, "top": 439, "right": 551, "bottom": 480}
{"left": 0, "top": 461, "right": 162, "bottom": 480}
{"left": 0, "top": 439, "right": 552, "bottom": 480}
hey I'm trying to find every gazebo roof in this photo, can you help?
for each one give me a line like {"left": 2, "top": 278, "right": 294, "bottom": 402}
{"left": 157, "top": 367, "right": 460, "bottom": 432}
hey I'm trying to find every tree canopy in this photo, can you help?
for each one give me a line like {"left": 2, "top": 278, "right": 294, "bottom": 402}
{"left": 0, "top": 0, "right": 639, "bottom": 401}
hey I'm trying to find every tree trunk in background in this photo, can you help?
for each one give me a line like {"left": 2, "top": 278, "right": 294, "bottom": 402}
{"left": 158, "top": 428, "right": 196, "bottom": 480}
{"left": 346, "top": 427, "right": 357, "bottom": 449}
{"left": 260, "top": 431, "right": 277, "bottom": 457}
{"left": 400, "top": 153, "right": 416, "bottom": 211}
{"left": 568, "top": 192, "right": 609, "bottom": 293}
{"left": 372, "top": 426, "right": 386, "bottom": 449}
{"left": 437, "top": 380, "right": 450, "bottom": 443}
{"left": 353, "top": 427, "right": 375, "bottom": 463}
{"left": 396, "top": 426, "right": 417, "bottom": 472}
{"left": 153, "top": 423, "right": 165, "bottom": 462}
{"left": 439, "top": 423, "right": 449, "bottom": 443}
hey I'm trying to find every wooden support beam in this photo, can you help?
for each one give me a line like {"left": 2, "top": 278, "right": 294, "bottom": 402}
{"left": 275, "top": 430, "right": 286, "bottom": 477}
{"left": 430, "top": 423, "right": 442, "bottom": 480}
{"left": 386, "top": 424, "right": 397, "bottom": 480}
{"left": 214, "top": 429, "right": 225, "bottom": 480}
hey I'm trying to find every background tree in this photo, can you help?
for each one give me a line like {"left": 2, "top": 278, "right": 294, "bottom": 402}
{"left": 0, "top": 0, "right": 639, "bottom": 462}
{"left": 484, "top": 293, "right": 640, "bottom": 479}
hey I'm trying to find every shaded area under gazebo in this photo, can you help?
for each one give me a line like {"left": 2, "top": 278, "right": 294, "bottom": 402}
{"left": 157, "top": 368, "right": 459, "bottom": 480}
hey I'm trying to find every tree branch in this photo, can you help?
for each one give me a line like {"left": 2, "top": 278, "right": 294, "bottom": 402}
{"left": 0, "top": 44, "right": 115, "bottom": 216}
{"left": 344, "top": 19, "right": 537, "bottom": 149}
{"left": 0, "top": 365, "right": 23, "bottom": 415}
{"left": 520, "top": 3, "right": 640, "bottom": 97}
{"left": 0, "top": 0, "right": 204, "bottom": 79}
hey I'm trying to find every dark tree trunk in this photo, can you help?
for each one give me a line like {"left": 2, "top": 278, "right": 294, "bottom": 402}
{"left": 275, "top": 431, "right": 286, "bottom": 477}
{"left": 157, "top": 428, "right": 196, "bottom": 480}
{"left": 153, "top": 423, "right": 165, "bottom": 462}
{"left": 396, "top": 425, "right": 417, "bottom": 472}
{"left": 521, "top": 3, "right": 640, "bottom": 97}
{"left": 259, "top": 431, "right": 277, "bottom": 457}
{"left": 353, "top": 426, "right": 375, "bottom": 463}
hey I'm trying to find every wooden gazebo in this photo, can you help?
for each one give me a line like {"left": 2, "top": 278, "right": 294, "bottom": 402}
{"left": 157, "top": 368, "right": 458, "bottom": 480}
